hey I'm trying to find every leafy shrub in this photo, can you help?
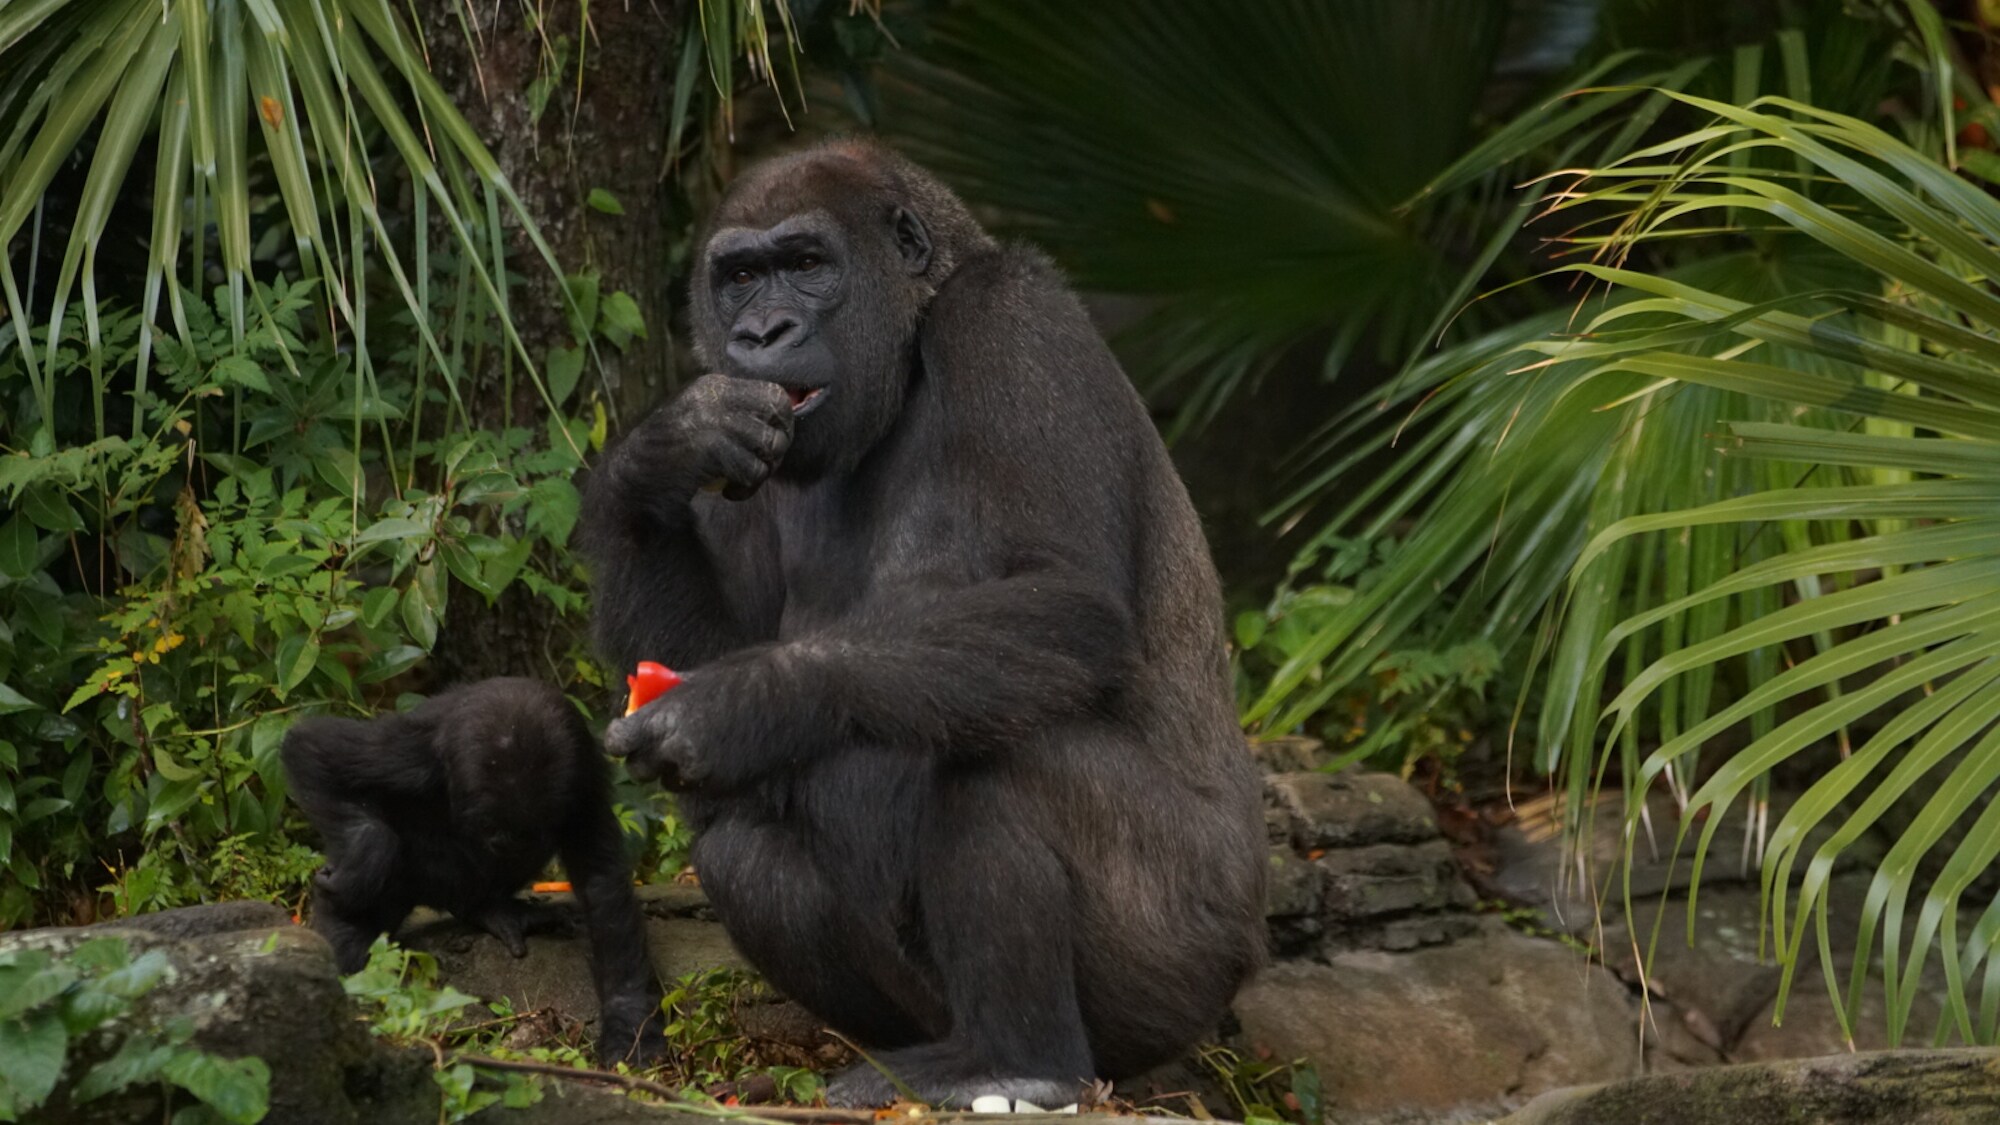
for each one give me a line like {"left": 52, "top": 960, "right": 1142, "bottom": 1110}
{"left": 0, "top": 278, "right": 606, "bottom": 926}
{"left": 342, "top": 939, "right": 546, "bottom": 1120}
{"left": 1234, "top": 535, "right": 1515, "bottom": 780}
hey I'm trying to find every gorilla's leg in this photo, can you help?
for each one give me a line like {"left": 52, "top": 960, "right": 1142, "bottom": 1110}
{"left": 695, "top": 814, "right": 943, "bottom": 1050}
{"left": 824, "top": 793, "right": 1092, "bottom": 1109}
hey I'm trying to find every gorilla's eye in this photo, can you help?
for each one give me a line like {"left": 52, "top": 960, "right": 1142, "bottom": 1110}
{"left": 795, "top": 255, "right": 822, "bottom": 273}
{"left": 728, "top": 267, "right": 756, "bottom": 286}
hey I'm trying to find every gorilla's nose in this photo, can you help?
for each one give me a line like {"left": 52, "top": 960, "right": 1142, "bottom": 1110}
{"left": 733, "top": 314, "right": 799, "bottom": 353}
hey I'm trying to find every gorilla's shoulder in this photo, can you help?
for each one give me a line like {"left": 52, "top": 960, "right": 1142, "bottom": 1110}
{"left": 926, "top": 242, "right": 1094, "bottom": 342}
{"left": 938, "top": 241, "right": 1067, "bottom": 296}
{"left": 919, "top": 242, "right": 1132, "bottom": 418}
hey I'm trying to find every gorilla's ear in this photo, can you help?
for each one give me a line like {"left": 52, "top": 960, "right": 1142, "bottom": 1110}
{"left": 891, "top": 206, "right": 933, "bottom": 276}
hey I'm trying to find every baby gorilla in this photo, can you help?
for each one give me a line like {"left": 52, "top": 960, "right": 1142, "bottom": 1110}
{"left": 281, "top": 678, "right": 664, "bottom": 1065}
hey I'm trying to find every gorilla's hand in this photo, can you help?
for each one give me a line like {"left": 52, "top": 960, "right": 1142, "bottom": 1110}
{"left": 606, "top": 651, "right": 811, "bottom": 792}
{"left": 604, "top": 677, "right": 717, "bottom": 790}
{"left": 612, "top": 373, "right": 793, "bottom": 506}
{"left": 312, "top": 864, "right": 355, "bottom": 905}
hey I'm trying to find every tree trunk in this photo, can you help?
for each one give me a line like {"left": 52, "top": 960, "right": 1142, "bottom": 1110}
{"left": 418, "top": 2, "right": 684, "bottom": 685}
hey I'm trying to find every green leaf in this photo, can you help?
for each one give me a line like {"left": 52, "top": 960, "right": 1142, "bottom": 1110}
{"left": 597, "top": 291, "right": 646, "bottom": 350}
{"left": 1233, "top": 611, "right": 1267, "bottom": 651}
{"left": 562, "top": 271, "right": 601, "bottom": 342}
{"left": 208, "top": 354, "right": 270, "bottom": 393}
{"left": 313, "top": 447, "right": 362, "bottom": 499}
{"left": 274, "top": 635, "right": 319, "bottom": 693}
{"left": 152, "top": 747, "right": 202, "bottom": 783}
{"left": 440, "top": 539, "right": 489, "bottom": 599}
{"left": 525, "top": 478, "right": 580, "bottom": 544}
{"left": 73, "top": 1034, "right": 174, "bottom": 1104}
{"left": 19, "top": 485, "right": 83, "bottom": 533}
{"left": 359, "top": 645, "right": 425, "bottom": 685}
{"left": 0, "top": 1009, "right": 68, "bottom": 1109}
{"left": 258, "top": 554, "right": 320, "bottom": 580}
{"left": 144, "top": 777, "right": 202, "bottom": 834}
{"left": 160, "top": 1050, "right": 270, "bottom": 1125}
{"left": 351, "top": 517, "right": 431, "bottom": 547}
{"left": 0, "top": 957, "right": 74, "bottom": 1021}
{"left": 0, "top": 684, "right": 38, "bottom": 716}
{"left": 400, "top": 565, "right": 442, "bottom": 651}
{"left": 585, "top": 187, "right": 623, "bottom": 215}
{"left": 361, "top": 585, "right": 399, "bottom": 628}
{"left": 0, "top": 516, "right": 40, "bottom": 578}
{"left": 545, "top": 345, "right": 584, "bottom": 408}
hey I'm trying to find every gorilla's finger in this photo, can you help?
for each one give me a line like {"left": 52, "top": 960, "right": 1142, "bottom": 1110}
{"left": 708, "top": 441, "right": 772, "bottom": 499}
{"left": 719, "top": 412, "right": 792, "bottom": 465}
{"left": 623, "top": 749, "right": 664, "bottom": 784}
{"left": 603, "top": 715, "right": 644, "bottom": 759}
{"left": 727, "top": 378, "right": 796, "bottom": 432}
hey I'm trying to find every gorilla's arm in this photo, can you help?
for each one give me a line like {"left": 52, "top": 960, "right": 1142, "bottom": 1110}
{"left": 558, "top": 779, "right": 668, "bottom": 1064}
{"left": 580, "top": 376, "right": 791, "bottom": 669}
{"left": 609, "top": 249, "right": 1148, "bottom": 789}
{"left": 628, "top": 560, "right": 1133, "bottom": 782}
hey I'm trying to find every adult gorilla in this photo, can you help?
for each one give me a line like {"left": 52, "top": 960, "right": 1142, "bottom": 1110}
{"left": 582, "top": 140, "right": 1265, "bottom": 1109}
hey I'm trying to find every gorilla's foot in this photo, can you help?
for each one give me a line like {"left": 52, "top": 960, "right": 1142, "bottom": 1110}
{"left": 466, "top": 897, "right": 576, "bottom": 957}
{"left": 824, "top": 1045, "right": 1085, "bottom": 1110}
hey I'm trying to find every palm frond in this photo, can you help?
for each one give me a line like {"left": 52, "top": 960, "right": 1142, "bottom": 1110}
{"left": 0, "top": 0, "right": 586, "bottom": 455}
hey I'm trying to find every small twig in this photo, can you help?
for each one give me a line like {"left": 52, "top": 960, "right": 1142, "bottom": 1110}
{"left": 448, "top": 1055, "right": 876, "bottom": 1123}
{"left": 450, "top": 1055, "right": 1183, "bottom": 1124}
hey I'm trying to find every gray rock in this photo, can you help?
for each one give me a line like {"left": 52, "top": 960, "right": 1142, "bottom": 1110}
{"left": 1498, "top": 1047, "right": 2000, "bottom": 1125}
{"left": 1265, "top": 846, "right": 1324, "bottom": 919}
{"left": 109, "top": 900, "right": 296, "bottom": 940}
{"left": 1731, "top": 968, "right": 1943, "bottom": 1064}
{"left": 1267, "top": 771, "right": 1441, "bottom": 851}
{"left": 1482, "top": 790, "right": 1887, "bottom": 939}
{"left": 1320, "top": 840, "right": 1466, "bottom": 921}
{"left": 1341, "top": 910, "right": 1484, "bottom": 953}
{"left": 1593, "top": 875, "right": 1956, "bottom": 1065}
{"left": 1233, "top": 923, "right": 1642, "bottom": 1123}
{"left": 1250, "top": 736, "right": 1327, "bottom": 774}
{"left": 1598, "top": 885, "right": 1784, "bottom": 1054}
{"left": 0, "top": 907, "right": 435, "bottom": 1124}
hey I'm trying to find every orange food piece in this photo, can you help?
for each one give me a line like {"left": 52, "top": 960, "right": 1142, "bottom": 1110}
{"left": 625, "top": 661, "right": 683, "bottom": 715}
{"left": 531, "top": 881, "right": 572, "bottom": 893}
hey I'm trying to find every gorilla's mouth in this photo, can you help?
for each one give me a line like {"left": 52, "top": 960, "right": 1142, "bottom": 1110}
{"left": 786, "top": 386, "right": 826, "bottom": 415}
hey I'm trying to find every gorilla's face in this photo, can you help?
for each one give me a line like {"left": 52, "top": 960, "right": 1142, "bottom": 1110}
{"left": 701, "top": 202, "right": 933, "bottom": 478}
{"left": 706, "top": 213, "right": 849, "bottom": 410}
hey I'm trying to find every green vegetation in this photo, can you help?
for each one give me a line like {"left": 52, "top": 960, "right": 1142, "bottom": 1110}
{"left": 11, "top": 0, "right": 2000, "bottom": 1089}
{"left": 0, "top": 272, "right": 602, "bottom": 926}
{"left": 1195, "top": 1044, "right": 1323, "bottom": 1125}
{"left": 0, "top": 935, "right": 270, "bottom": 1123}
{"left": 1231, "top": 535, "right": 1511, "bottom": 781}
{"left": 343, "top": 940, "right": 825, "bottom": 1119}
{"left": 880, "top": 0, "right": 2000, "bottom": 1046}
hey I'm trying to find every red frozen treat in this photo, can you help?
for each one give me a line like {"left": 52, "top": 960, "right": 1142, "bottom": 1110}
{"left": 624, "top": 661, "right": 683, "bottom": 716}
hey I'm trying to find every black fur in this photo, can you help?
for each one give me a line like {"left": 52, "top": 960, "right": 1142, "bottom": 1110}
{"left": 280, "top": 678, "right": 666, "bottom": 1066}
{"left": 582, "top": 141, "right": 1265, "bottom": 1107}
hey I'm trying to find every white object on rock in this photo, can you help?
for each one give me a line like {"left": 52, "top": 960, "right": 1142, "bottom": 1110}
{"left": 971, "top": 1096, "right": 1012, "bottom": 1114}
{"left": 1011, "top": 1101, "right": 1044, "bottom": 1114}
{"left": 1055, "top": 1106, "right": 1079, "bottom": 1114}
